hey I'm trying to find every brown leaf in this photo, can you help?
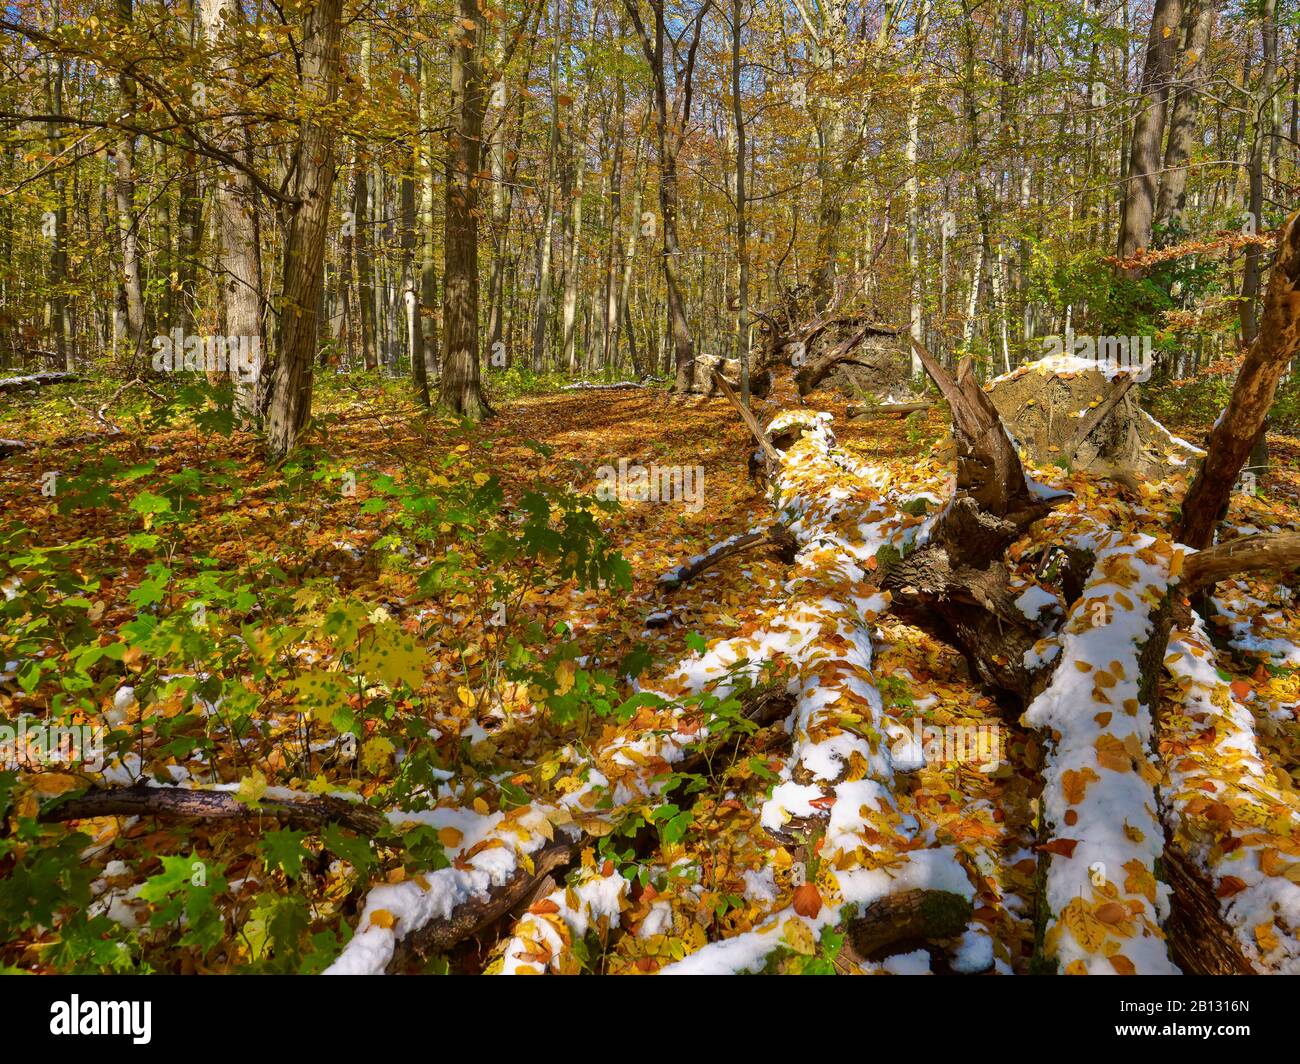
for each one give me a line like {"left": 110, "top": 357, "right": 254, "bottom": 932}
{"left": 792, "top": 882, "right": 822, "bottom": 918}
{"left": 1039, "top": 837, "right": 1079, "bottom": 858}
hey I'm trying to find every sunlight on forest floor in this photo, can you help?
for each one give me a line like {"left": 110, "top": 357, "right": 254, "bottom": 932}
{"left": 2, "top": 378, "right": 1298, "bottom": 974}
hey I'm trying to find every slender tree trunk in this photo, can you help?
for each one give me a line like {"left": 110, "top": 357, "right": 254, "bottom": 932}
{"left": 601, "top": 70, "right": 626, "bottom": 374}
{"left": 265, "top": 0, "right": 344, "bottom": 458}
{"left": 531, "top": 34, "right": 560, "bottom": 373}
{"left": 438, "top": 0, "right": 490, "bottom": 420}
{"left": 906, "top": 0, "right": 931, "bottom": 376}
{"left": 1155, "top": 0, "right": 1217, "bottom": 233}
{"left": 43, "top": 2, "right": 71, "bottom": 370}
{"left": 1117, "top": 0, "right": 1184, "bottom": 268}
{"left": 731, "top": 0, "right": 750, "bottom": 404}
{"left": 201, "top": 0, "right": 264, "bottom": 416}
{"left": 420, "top": 48, "right": 440, "bottom": 384}
{"left": 401, "top": 107, "right": 425, "bottom": 407}
{"left": 1240, "top": 0, "right": 1278, "bottom": 344}
{"left": 561, "top": 35, "right": 594, "bottom": 374}
{"left": 114, "top": 0, "right": 146, "bottom": 367}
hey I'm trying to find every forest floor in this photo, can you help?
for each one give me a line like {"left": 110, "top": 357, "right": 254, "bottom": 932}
{"left": 1, "top": 374, "right": 1298, "bottom": 974}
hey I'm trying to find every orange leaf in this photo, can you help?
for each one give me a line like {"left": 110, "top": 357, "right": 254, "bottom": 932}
{"left": 1094, "top": 902, "right": 1126, "bottom": 924}
{"left": 1038, "top": 837, "right": 1079, "bottom": 858}
{"left": 792, "top": 882, "right": 822, "bottom": 918}
{"left": 1215, "top": 875, "right": 1248, "bottom": 898}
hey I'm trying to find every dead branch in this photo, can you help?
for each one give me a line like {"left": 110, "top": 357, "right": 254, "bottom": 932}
{"left": 847, "top": 400, "right": 935, "bottom": 420}
{"left": 38, "top": 782, "right": 387, "bottom": 835}
{"left": 658, "top": 526, "right": 797, "bottom": 590}
{"left": 1181, "top": 532, "right": 1300, "bottom": 591}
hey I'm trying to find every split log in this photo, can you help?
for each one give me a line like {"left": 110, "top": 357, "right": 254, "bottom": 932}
{"left": 909, "top": 338, "right": 1061, "bottom": 529}
{"left": 38, "top": 782, "right": 386, "bottom": 835}
{"left": 401, "top": 837, "right": 579, "bottom": 960}
{"left": 1163, "top": 835, "right": 1258, "bottom": 975}
{"left": 879, "top": 340, "right": 1072, "bottom": 700}
{"left": 1178, "top": 209, "right": 1300, "bottom": 549}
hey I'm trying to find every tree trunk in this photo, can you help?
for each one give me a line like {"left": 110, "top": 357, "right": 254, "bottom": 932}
{"left": 1154, "top": 0, "right": 1217, "bottom": 233}
{"left": 113, "top": 0, "right": 146, "bottom": 368}
{"left": 201, "top": 0, "right": 264, "bottom": 417}
{"left": 438, "top": 0, "right": 490, "bottom": 420}
{"left": 1177, "top": 210, "right": 1300, "bottom": 549}
{"left": 732, "top": 0, "right": 750, "bottom": 404}
{"left": 1240, "top": 0, "right": 1278, "bottom": 343}
{"left": 264, "top": 0, "right": 344, "bottom": 459}
{"left": 1117, "top": 0, "right": 1184, "bottom": 268}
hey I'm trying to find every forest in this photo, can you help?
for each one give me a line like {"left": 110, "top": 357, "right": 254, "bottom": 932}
{"left": 1, "top": 0, "right": 1299, "bottom": 985}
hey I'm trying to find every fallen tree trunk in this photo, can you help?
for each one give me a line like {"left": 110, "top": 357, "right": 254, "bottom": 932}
{"left": 847, "top": 400, "right": 934, "bottom": 419}
{"left": 328, "top": 681, "right": 797, "bottom": 974}
{"left": 38, "top": 782, "right": 386, "bottom": 835}
{"left": 0, "top": 371, "right": 83, "bottom": 393}
{"left": 878, "top": 340, "right": 1071, "bottom": 700}
{"left": 1180, "top": 531, "right": 1300, "bottom": 591}
{"left": 843, "top": 889, "right": 974, "bottom": 964}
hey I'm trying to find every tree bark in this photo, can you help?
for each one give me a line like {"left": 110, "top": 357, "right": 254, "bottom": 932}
{"left": 1154, "top": 0, "right": 1217, "bottom": 233}
{"left": 113, "top": 0, "right": 146, "bottom": 367}
{"left": 1117, "top": 0, "right": 1184, "bottom": 269}
{"left": 201, "top": 0, "right": 264, "bottom": 417}
{"left": 265, "top": 0, "right": 344, "bottom": 459}
{"left": 1177, "top": 210, "right": 1300, "bottom": 549}
{"left": 438, "top": 0, "right": 491, "bottom": 420}
{"left": 1239, "top": 0, "right": 1278, "bottom": 343}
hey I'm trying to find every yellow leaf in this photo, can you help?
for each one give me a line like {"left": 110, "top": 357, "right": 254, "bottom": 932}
{"left": 782, "top": 917, "right": 816, "bottom": 956}
{"left": 369, "top": 909, "right": 396, "bottom": 929}
{"left": 1095, "top": 734, "right": 1130, "bottom": 772}
{"left": 1062, "top": 896, "right": 1107, "bottom": 953}
{"left": 236, "top": 769, "right": 268, "bottom": 806}
{"left": 554, "top": 660, "right": 576, "bottom": 696}
{"left": 1255, "top": 921, "right": 1280, "bottom": 954}
{"left": 472, "top": 796, "right": 490, "bottom": 815}
{"left": 361, "top": 735, "right": 395, "bottom": 773}
{"left": 438, "top": 826, "right": 464, "bottom": 848}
